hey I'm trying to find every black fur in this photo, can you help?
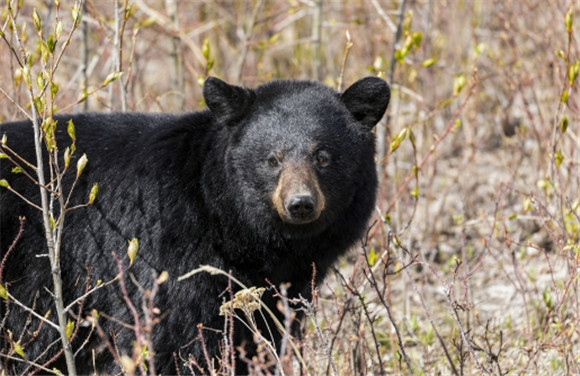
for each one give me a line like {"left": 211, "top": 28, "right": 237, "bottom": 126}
{"left": 0, "top": 77, "right": 390, "bottom": 374}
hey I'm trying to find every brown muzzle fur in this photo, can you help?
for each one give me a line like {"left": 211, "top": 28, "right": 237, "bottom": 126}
{"left": 272, "top": 161, "right": 325, "bottom": 224}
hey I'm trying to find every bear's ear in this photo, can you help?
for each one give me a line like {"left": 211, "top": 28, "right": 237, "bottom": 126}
{"left": 340, "top": 77, "right": 390, "bottom": 130}
{"left": 203, "top": 77, "right": 256, "bottom": 125}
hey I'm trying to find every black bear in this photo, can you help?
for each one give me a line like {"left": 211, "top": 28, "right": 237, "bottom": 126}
{"left": 0, "top": 76, "right": 390, "bottom": 374}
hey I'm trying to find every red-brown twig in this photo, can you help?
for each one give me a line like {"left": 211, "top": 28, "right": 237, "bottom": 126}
{"left": 386, "top": 81, "right": 478, "bottom": 214}
{"left": 0, "top": 216, "right": 26, "bottom": 284}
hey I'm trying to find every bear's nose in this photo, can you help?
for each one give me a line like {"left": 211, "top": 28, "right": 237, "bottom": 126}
{"left": 286, "top": 195, "right": 316, "bottom": 221}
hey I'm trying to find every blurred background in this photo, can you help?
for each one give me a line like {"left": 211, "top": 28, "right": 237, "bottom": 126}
{"left": 1, "top": 1, "right": 578, "bottom": 374}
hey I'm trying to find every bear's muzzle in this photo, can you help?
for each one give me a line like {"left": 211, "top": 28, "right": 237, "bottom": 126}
{"left": 272, "top": 160, "right": 325, "bottom": 225}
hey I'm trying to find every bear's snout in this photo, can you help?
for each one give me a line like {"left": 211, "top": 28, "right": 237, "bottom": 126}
{"left": 272, "top": 160, "right": 325, "bottom": 225}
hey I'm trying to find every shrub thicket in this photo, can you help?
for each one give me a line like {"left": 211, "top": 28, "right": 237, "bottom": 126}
{"left": 0, "top": 1, "right": 578, "bottom": 375}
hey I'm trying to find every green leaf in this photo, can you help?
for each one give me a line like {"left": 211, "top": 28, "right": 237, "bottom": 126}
{"left": 141, "top": 17, "right": 156, "bottom": 28}
{"left": 102, "top": 72, "right": 123, "bottom": 86}
{"left": 67, "top": 119, "right": 76, "bottom": 143}
{"left": 0, "top": 179, "right": 9, "bottom": 188}
{"left": 55, "top": 20, "right": 63, "bottom": 39}
{"left": 411, "top": 186, "right": 419, "bottom": 198}
{"left": 421, "top": 57, "right": 437, "bottom": 67}
{"left": 77, "top": 90, "right": 88, "bottom": 104}
{"left": 124, "top": 4, "right": 135, "bottom": 20}
{"left": 44, "top": 131, "right": 56, "bottom": 152}
{"left": 403, "top": 34, "right": 414, "bottom": 51}
{"left": 202, "top": 38, "right": 211, "bottom": 60}
{"left": 40, "top": 41, "right": 49, "bottom": 64}
{"left": 91, "top": 309, "right": 100, "bottom": 324}
{"left": 32, "top": 8, "right": 42, "bottom": 33}
{"left": 474, "top": 43, "right": 487, "bottom": 57}
{"left": 453, "top": 74, "right": 467, "bottom": 96}
{"left": 64, "top": 147, "right": 71, "bottom": 169}
{"left": 537, "top": 178, "right": 553, "bottom": 194}
{"left": 49, "top": 215, "right": 56, "bottom": 231}
{"left": 51, "top": 81, "right": 59, "bottom": 98}
{"left": 36, "top": 72, "right": 45, "bottom": 90}
{"left": 47, "top": 34, "right": 56, "bottom": 53}
{"left": 71, "top": 6, "right": 82, "bottom": 26}
{"left": 384, "top": 212, "right": 391, "bottom": 224}
{"left": 368, "top": 248, "right": 378, "bottom": 267}
{"left": 394, "top": 48, "right": 406, "bottom": 63}
{"left": 561, "top": 90, "right": 569, "bottom": 103}
{"left": 268, "top": 33, "right": 280, "bottom": 44}
{"left": 389, "top": 128, "right": 408, "bottom": 153}
{"left": 11, "top": 166, "right": 22, "bottom": 174}
{"left": 33, "top": 96, "right": 44, "bottom": 115}
{"left": 523, "top": 197, "right": 533, "bottom": 212}
{"left": 542, "top": 289, "right": 553, "bottom": 310}
{"left": 13, "top": 341, "right": 25, "bottom": 358}
{"left": 76, "top": 153, "right": 88, "bottom": 178}
{"left": 565, "top": 6, "right": 573, "bottom": 33}
{"left": 403, "top": 10, "right": 413, "bottom": 32}
{"left": 127, "top": 238, "right": 139, "bottom": 266}
{"left": 140, "top": 344, "right": 150, "bottom": 360}
{"left": 561, "top": 116, "right": 568, "bottom": 133}
{"left": 568, "top": 60, "right": 579, "bottom": 86}
{"left": 554, "top": 150, "right": 564, "bottom": 168}
{"left": 22, "top": 65, "right": 32, "bottom": 89}
{"left": 412, "top": 31, "right": 422, "bottom": 48}
{"left": 0, "top": 284, "right": 8, "bottom": 300}
{"left": 42, "top": 117, "right": 55, "bottom": 134}
{"left": 65, "top": 320, "right": 75, "bottom": 340}
{"left": 88, "top": 183, "right": 99, "bottom": 204}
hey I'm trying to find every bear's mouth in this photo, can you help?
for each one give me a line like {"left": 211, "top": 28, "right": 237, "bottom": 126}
{"left": 282, "top": 216, "right": 317, "bottom": 225}
{"left": 273, "top": 211, "right": 330, "bottom": 239}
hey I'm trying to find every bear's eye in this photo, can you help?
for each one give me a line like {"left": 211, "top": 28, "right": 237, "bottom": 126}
{"left": 315, "top": 150, "right": 331, "bottom": 167}
{"left": 267, "top": 153, "right": 280, "bottom": 168}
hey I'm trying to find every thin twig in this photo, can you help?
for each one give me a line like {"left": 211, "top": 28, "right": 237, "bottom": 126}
{"left": 63, "top": 275, "right": 119, "bottom": 314}
{"left": 337, "top": 30, "right": 353, "bottom": 92}
{"left": 112, "top": 253, "right": 147, "bottom": 376}
{"left": 0, "top": 352, "right": 58, "bottom": 375}
{"left": 179, "top": 265, "right": 309, "bottom": 375}
{"left": 386, "top": 80, "right": 478, "bottom": 214}
{"left": 443, "top": 293, "right": 488, "bottom": 374}
{"left": 0, "top": 87, "right": 33, "bottom": 120}
{"left": 6, "top": 292, "right": 59, "bottom": 330}
{"left": 360, "top": 230, "right": 412, "bottom": 374}
{"left": 234, "top": 0, "right": 264, "bottom": 83}
{"left": 0, "top": 216, "right": 26, "bottom": 284}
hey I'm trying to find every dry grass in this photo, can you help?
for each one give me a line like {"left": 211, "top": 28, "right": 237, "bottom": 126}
{"left": 1, "top": 1, "right": 578, "bottom": 375}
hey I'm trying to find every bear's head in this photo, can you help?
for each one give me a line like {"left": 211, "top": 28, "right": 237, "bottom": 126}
{"left": 203, "top": 77, "right": 390, "bottom": 239}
